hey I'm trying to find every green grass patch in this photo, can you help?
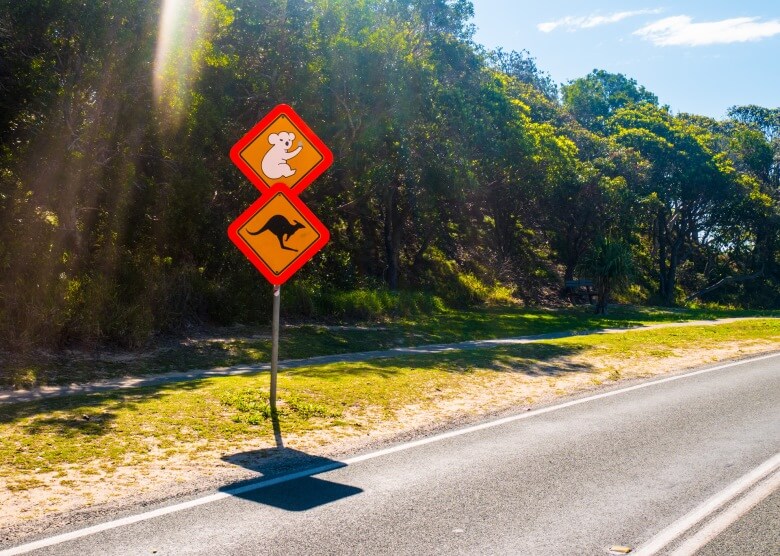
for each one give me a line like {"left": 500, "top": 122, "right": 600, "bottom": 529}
{"left": 544, "top": 318, "right": 780, "bottom": 355}
{"left": 1, "top": 305, "right": 777, "bottom": 389}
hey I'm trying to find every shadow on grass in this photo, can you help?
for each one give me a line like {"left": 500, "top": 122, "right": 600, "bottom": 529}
{"left": 22, "top": 413, "right": 120, "bottom": 436}
{"left": 3, "top": 305, "right": 773, "bottom": 389}
{"left": 285, "top": 341, "right": 592, "bottom": 380}
{"left": 0, "top": 379, "right": 206, "bottom": 433}
{"left": 279, "top": 325, "right": 403, "bottom": 358}
{"left": 410, "top": 306, "right": 640, "bottom": 343}
{"left": 220, "top": 441, "right": 362, "bottom": 512}
{"left": 2, "top": 336, "right": 601, "bottom": 426}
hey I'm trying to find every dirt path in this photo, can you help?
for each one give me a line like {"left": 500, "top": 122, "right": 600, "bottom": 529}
{"left": 0, "top": 317, "right": 758, "bottom": 405}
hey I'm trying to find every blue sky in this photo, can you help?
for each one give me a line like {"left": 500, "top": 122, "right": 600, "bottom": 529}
{"left": 469, "top": 1, "right": 780, "bottom": 119}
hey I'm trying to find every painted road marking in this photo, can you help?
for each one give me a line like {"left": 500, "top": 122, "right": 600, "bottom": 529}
{"left": 634, "top": 452, "right": 780, "bottom": 555}
{"left": 669, "top": 469, "right": 780, "bottom": 556}
{"left": 2, "top": 352, "right": 779, "bottom": 556}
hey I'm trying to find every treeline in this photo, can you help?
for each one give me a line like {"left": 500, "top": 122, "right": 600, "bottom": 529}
{"left": 1, "top": 0, "right": 778, "bottom": 348}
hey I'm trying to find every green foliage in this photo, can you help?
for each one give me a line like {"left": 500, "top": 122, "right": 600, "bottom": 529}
{"left": 579, "top": 238, "right": 634, "bottom": 314}
{"left": 0, "top": 0, "right": 777, "bottom": 358}
{"left": 562, "top": 70, "right": 658, "bottom": 132}
{"left": 318, "top": 288, "right": 446, "bottom": 320}
{"left": 275, "top": 279, "right": 448, "bottom": 320}
{"left": 456, "top": 273, "right": 515, "bottom": 305}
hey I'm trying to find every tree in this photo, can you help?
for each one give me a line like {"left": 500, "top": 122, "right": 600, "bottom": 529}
{"left": 579, "top": 238, "right": 633, "bottom": 314}
{"left": 562, "top": 70, "right": 658, "bottom": 133}
{"left": 488, "top": 48, "right": 558, "bottom": 100}
{"left": 610, "top": 104, "right": 735, "bottom": 304}
{"left": 1, "top": 0, "right": 776, "bottom": 352}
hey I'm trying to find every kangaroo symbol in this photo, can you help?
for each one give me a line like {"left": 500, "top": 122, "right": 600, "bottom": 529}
{"left": 248, "top": 214, "right": 305, "bottom": 252}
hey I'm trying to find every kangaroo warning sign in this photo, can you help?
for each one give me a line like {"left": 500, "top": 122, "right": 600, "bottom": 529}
{"left": 228, "top": 184, "right": 329, "bottom": 285}
{"left": 229, "top": 104, "right": 333, "bottom": 193}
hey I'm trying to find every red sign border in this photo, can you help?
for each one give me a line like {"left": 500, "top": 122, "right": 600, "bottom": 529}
{"left": 227, "top": 184, "right": 330, "bottom": 285}
{"left": 229, "top": 104, "right": 334, "bottom": 194}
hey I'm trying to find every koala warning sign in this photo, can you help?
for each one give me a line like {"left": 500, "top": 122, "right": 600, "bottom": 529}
{"left": 228, "top": 184, "right": 330, "bottom": 285}
{"left": 229, "top": 104, "right": 333, "bottom": 193}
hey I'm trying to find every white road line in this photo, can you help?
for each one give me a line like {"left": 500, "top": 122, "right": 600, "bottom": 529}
{"left": 0, "top": 463, "right": 346, "bottom": 556}
{"left": 633, "top": 452, "right": 780, "bottom": 556}
{"left": 346, "top": 352, "right": 780, "bottom": 465}
{"left": 2, "top": 352, "right": 778, "bottom": 556}
{"left": 669, "top": 469, "right": 780, "bottom": 556}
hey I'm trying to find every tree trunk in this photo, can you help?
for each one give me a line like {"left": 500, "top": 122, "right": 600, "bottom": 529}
{"left": 657, "top": 211, "right": 669, "bottom": 303}
{"left": 595, "top": 281, "right": 608, "bottom": 314}
{"left": 563, "top": 259, "right": 576, "bottom": 282}
{"left": 656, "top": 210, "right": 679, "bottom": 305}
{"left": 659, "top": 253, "right": 678, "bottom": 305}
{"left": 383, "top": 183, "right": 403, "bottom": 290}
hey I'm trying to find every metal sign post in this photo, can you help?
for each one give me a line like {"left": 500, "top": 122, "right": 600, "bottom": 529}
{"left": 228, "top": 104, "right": 332, "bottom": 420}
{"left": 270, "top": 284, "right": 280, "bottom": 414}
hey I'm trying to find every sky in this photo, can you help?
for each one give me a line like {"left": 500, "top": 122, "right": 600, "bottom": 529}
{"left": 468, "top": 0, "right": 780, "bottom": 119}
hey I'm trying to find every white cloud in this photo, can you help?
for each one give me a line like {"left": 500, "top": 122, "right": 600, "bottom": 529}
{"left": 538, "top": 9, "right": 662, "bottom": 33}
{"left": 634, "top": 15, "right": 780, "bottom": 46}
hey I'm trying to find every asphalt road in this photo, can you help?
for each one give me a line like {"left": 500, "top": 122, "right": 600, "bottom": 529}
{"left": 3, "top": 353, "right": 779, "bottom": 555}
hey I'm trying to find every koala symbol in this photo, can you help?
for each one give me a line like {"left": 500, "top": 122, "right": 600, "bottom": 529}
{"left": 261, "top": 131, "right": 303, "bottom": 179}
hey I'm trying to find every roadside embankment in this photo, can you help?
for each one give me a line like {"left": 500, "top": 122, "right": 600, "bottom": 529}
{"left": 1, "top": 317, "right": 778, "bottom": 544}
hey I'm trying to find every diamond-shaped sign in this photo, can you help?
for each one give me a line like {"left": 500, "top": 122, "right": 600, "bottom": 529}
{"left": 227, "top": 184, "right": 330, "bottom": 285}
{"left": 229, "top": 104, "right": 333, "bottom": 193}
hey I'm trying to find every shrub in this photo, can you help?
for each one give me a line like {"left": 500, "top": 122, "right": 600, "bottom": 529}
{"left": 578, "top": 238, "right": 634, "bottom": 314}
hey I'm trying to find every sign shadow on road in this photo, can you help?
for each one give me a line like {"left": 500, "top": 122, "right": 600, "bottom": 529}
{"left": 220, "top": 447, "right": 362, "bottom": 512}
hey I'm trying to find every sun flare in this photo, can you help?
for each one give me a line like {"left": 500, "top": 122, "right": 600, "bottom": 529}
{"left": 153, "top": 0, "right": 212, "bottom": 129}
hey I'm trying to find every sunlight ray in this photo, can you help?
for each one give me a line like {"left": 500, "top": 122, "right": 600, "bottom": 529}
{"left": 153, "top": 0, "right": 212, "bottom": 130}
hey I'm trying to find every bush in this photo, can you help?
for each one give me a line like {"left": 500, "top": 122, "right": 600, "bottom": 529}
{"left": 280, "top": 281, "right": 319, "bottom": 317}
{"left": 318, "top": 288, "right": 445, "bottom": 320}
{"left": 412, "top": 247, "right": 516, "bottom": 307}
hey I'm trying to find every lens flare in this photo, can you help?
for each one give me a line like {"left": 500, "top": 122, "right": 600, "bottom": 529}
{"left": 153, "top": 0, "right": 212, "bottom": 130}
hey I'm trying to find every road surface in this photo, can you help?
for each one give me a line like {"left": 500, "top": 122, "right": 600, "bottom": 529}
{"left": 3, "top": 353, "right": 778, "bottom": 555}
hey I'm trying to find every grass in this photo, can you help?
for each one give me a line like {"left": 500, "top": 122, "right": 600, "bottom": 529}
{"left": 1, "top": 304, "right": 777, "bottom": 389}
{"left": 541, "top": 318, "right": 780, "bottom": 358}
{"left": 1, "top": 318, "right": 778, "bottom": 490}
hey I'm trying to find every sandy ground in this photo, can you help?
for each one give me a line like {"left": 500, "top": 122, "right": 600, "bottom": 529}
{"left": 1, "top": 339, "right": 778, "bottom": 546}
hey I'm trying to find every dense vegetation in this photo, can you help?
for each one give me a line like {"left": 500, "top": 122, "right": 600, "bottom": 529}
{"left": 1, "top": 0, "right": 778, "bottom": 349}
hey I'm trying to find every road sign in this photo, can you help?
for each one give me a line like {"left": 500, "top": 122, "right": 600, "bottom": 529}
{"left": 228, "top": 104, "right": 333, "bottom": 415}
{"left": 229, "top": 104, "right": 333, "bottom": 193}
{"left": 227, "top": 184, "right": 330, "bottom": 285}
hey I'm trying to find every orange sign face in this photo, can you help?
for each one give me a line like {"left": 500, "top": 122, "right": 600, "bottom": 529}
{"left": 227, "top": 184, "right": 330, "bottom": 285}
{"left": 229, "top": 104, "right": 333, "bottom": 193}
